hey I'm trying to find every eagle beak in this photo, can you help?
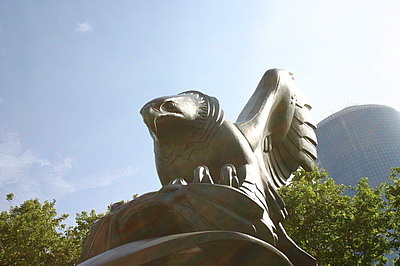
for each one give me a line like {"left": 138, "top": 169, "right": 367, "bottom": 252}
{"left": 140, "top": 103, "right": 159, "bottom": 137}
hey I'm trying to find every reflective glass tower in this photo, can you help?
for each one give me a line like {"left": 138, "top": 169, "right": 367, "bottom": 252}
{"left": 316, "top": 104, "right": 400, "bottom": 187}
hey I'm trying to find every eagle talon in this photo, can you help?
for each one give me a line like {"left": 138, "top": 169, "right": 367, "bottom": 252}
{"left": 169, "top": 178, "right": 187, "bottom": 185}
{"left": 220, "top": 164, "right": 239, "bottom": 188}
{"left": 193, "top": 165, "right": 214, "bottom": 184}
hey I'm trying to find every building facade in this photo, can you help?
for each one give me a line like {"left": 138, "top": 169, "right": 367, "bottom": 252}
{"left": 316, "top": 104, "right": 400, "bottom": 187}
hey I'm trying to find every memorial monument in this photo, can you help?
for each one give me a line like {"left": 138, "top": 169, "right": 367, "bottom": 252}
{"left": 79, "top": 69, "right": 318, "bottom": 265}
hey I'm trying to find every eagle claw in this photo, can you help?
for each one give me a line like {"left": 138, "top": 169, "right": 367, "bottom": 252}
{"left": 220, "top": 164, "right": 239, "bottom": 188}
{"left": 192, "top": 164, "right": 239, "bottom": 188}
{"left": 169, "top": 178, "right": 187, "bottom": 185}
{"left": 193, "top": 165, "right": 214, "bottom": 184}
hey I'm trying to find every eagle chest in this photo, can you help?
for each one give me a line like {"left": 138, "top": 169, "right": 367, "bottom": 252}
{"left": 155, "top": 128, "right": 249, "bottom": 184}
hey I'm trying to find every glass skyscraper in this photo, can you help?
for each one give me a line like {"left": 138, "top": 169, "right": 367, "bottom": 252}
{"left": 316, "top": 104, "right": 400, "bottom": 187}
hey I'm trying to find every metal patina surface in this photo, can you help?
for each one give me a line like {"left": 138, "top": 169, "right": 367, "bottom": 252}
{"left": 80, "top": 69, "right": 318, "bottom": 266}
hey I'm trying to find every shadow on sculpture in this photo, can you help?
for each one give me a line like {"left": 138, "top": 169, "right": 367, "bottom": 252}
{"left": 79, "top": 69, "right": 318, "bottom": 265}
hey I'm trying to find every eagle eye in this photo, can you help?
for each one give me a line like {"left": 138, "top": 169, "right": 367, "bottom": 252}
{"left": 161, "top": 101, "right": 180, "bottom": 113}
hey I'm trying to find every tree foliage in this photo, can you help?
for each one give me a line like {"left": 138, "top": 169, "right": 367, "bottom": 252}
{"left": 65, "top": 210, "right": 104, "bottom": 262}
{"left": 386, "top": 168, "right": 400, "bottom": 264}
{"left": 0, "top": 197, "right": 103, "bottom": 265}
{"left": 280, "top": 168, "right": 400, "bottom": 265}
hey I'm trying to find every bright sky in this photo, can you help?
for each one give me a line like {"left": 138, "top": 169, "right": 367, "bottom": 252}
{"left": 1, "top": 1, "right": 399, "bottom": 219}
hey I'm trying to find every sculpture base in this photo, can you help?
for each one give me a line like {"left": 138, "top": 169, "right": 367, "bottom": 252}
{"left": 78, "top": 231, "right": 292, "bottom": 266}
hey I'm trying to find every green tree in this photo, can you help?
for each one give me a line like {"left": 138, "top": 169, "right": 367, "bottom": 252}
{"left": 0, "top": 198, "right": 71, "bottom": 265}
{"left": 386, "top": 168, "right": 400, "bottom": 264}
{"left": 280, "top": 169, "right": 392, "bottom": 265}
{"left": 65, "top": 210, "right": 104, "bottom": 263}
{"left": 0, "top": 196, "right": 103, "bottom": 265}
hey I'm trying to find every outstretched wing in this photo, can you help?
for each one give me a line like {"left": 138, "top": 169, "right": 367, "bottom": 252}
{"left": 235, "top": 69, "right": 317, "bottom": 189}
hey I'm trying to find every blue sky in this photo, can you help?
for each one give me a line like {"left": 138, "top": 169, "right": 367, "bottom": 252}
{"left": 1, "top": 0, "right": 399, "bottom": 219}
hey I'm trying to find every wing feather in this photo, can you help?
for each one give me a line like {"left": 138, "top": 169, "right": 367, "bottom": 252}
{"left": 275, "top": 144, "right": 297, "bottom": 172}
{"left": 272, "top": 146, "right": 292, "bottom": 178}
{"left": 236, "top": 69, "right": 317, "bottom": 189}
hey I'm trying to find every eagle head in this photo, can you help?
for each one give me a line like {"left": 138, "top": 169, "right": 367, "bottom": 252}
{"left": 140, "top": 91, "right": 224, "bottom": 144}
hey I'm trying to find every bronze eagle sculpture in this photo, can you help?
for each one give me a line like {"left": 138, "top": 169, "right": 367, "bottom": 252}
{"left": 79, "top": 69, "right": 318, "bottom": 265}
{"left": 141, "top": 69, "right": 316, "bottom": 190}
{"left": 139, "top": 68, "right": 318, "bottom": 264}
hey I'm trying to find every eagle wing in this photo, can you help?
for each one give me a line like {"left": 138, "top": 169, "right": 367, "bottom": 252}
{"left": 235, "top": 69, "right": 317, "bottom": 189}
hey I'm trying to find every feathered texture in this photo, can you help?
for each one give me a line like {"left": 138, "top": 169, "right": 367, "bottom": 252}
{"left": 236, "top": 69, "right": 317, "bottom": 189}
{"left": 179, "top": 90, "right": 224, "bottom": 146}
